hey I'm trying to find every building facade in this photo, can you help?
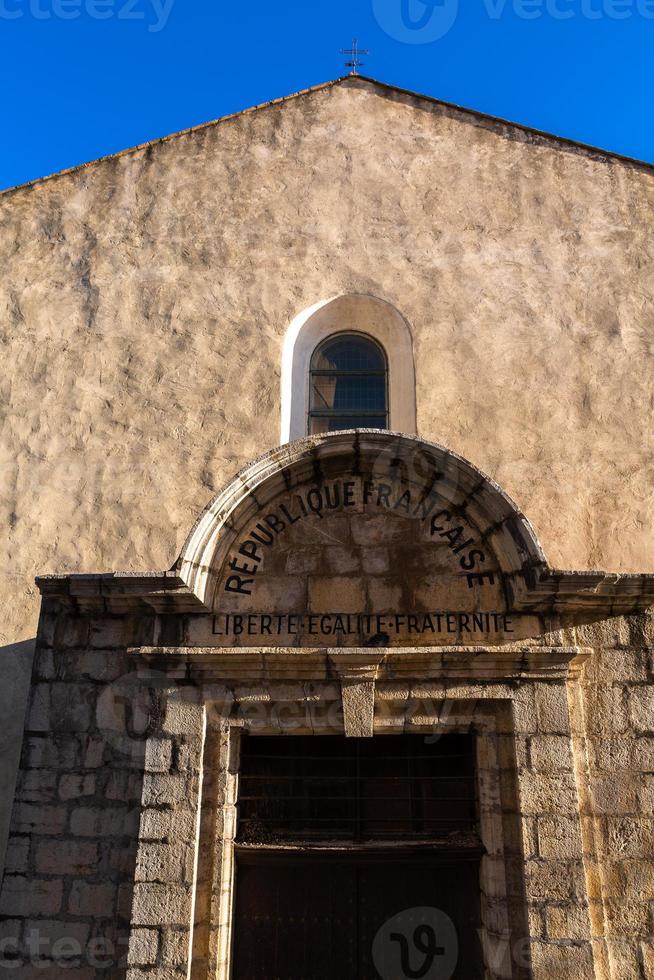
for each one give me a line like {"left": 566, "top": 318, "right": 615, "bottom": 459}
{"left": 1, "top": 76, "right": 654, "bottom": 978}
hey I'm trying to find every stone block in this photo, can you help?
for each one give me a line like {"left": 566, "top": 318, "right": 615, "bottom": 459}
{"left": 628, "top": 612, "right": 654, "bottom": 648}
{"left": 0, "top": 877, "right": 63, "bottom": 917}
{"left": 12, "top": 803, "right": 67, "bottom": 836}
{"left": 68, "top": 880, "right": 116, "bottom": 917}
{"left": 545, "top": 903, "right": 591, "bottom": 940}
{"left": 518, "top": 772, "right": 578, "bottom": 815}
{"left": 323, "top": 546, "right": 360, "bottom": 575}
{"left": 608, "top": 941, "right": 645, "bottom": 980}
{"left": 360, "top": 547, "right": 390, "bottom": 575}
{"left": 16, "top": 770, "right": 58, "bottom": 804}
{"left": 135, "top": 843, "right": 193, "bottom": 884}
{"left": 35, "top": 840, "right": 99, "bottom": 876}
{"left": 511, "top": 698, "right": 539, "bottom": 735}
{"left": 26, "top": 684, "right": 51, "bottom": 732}
{"left": 351, "top": 515, "right": 406, "bottom": 546}
{"left": 4, "top": 836, "right": 30, "bottom": 874}
{"left": 632, "top": 737, "right": 654, "bottom": 771}
{"left": 90, "top": 619, "right": 126, "bottom": 648}
{"left": 585, "top": 685, "right": 629, "bottom": 735}
{"left": 163, "top": 701, "right": 203, "bottom": 737}
{"left": 592, "top": 775, "right": 638, "bottom": 814}
{"left": 604, "top": 899, "right": 652, "bottom": 938}
{"left": 365, "top": 578, "right": 403, "bottom": 612}
{"left": 141, "top": 774, "right": 191, "bottom": 807}
{"left": 50, "top": 683, "right": 94, "bottom": 733}
{"left": 79, "top": 735, "right": 107, "bottom": 769}
{"left": 530, "top": 939, "right": 595, "bottom": 977}
{"left": 529, "top": 735, "right": 574, "bottom": 771}
{"left": 589, "top": 735, "right": 631, "bottom": 771}
{"left": 24, "top": 918, "right": 90, "bottom": 947}
{"left": 69, "top": 805, "right": 140, "bottom": 838}
{"left": 139, "top": 808, "right": 196, "bottom": 843}
{"left": 144, "top": 738, "right": 173, "bottom": 773}
{"left": 537, "top": 817, "right": 583, "bottom": 859}
{"left": 575, "top": 617, "right": 630, "bottom": 649}
{"left": 161, "top": 930, "right": 188, "bottom": 968}
{"left": 128, "top": 928, "right": 160, "bottom": 967}
{"left": 131, "top": 884, "right": 191, "bottom": 928}
{"left": 643, "top": 941, "right": 654, "bottom": 980}
{"left": 606, "top": 818, "right": 654, "bottom": 858}
{"left": 33, "top": 650, "right": 55, "bottom": 681}
{"left": 74, "top": 650, "right": 127, "bottom": 681}
{"left": 54, "top": 617, "right": 90, "bottom": 649}
{"left": 284, "top": 549, "right": 319, "bottom": 574}
{"left": 58, "top": 773, "right": 96, "bottom": 801}
{"left": 637, "top": 775, "right": 654, "bottom": 813}
{"left": 104, "top": 770, "right": 143, "bottom": 801}
{"left": 535, "top": 685, "right": 570, "bottom": 733}
{"left": 524, "top": 860, "right": 583, "bottom": 902}
{"left": 0, "top": 918, "right": 21, "bottom": 945}
{"left": 307, "top": 576, "right": 365, "bottom": 613}
{"left": 596, "top": 649, "right": 651, "bottom": 683}
{"left": 629, "top": 687, "right": 654, "bottom": 734}
{"left": 175, "top": 739, "right": 203, "bottom": 773}
{"left": 340, "top": 680, "right": 375, "bottom": 738}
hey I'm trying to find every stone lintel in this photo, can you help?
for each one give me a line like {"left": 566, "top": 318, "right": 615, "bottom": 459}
{"left": 129, "top": 645, "right": 592, "bottom": 683}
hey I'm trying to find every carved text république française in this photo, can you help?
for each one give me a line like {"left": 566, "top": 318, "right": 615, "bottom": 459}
{"left": 222, "top": 477, "right": 496, "bottom": 597}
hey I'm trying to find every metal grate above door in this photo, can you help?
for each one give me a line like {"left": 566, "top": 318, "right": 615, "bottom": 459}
{"left": 236, "top": 734, "right": 478, "bottom": 844}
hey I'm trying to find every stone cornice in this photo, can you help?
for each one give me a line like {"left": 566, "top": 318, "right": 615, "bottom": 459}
{"left": 128, "top": 645, "right": 592, "bottom": 682}
{"left": 36, "top": 568, "right": 654, "bottom": 618}
{"left": 511, "top": 569, "right": 654, "bottom": 615}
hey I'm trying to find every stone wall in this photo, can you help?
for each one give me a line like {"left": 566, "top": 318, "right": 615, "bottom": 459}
{"left": 0, "top": 607, "right": 158, "bottom": 975}
{"left": 1, "top": 596, "right": 653, "bottom": 978}
{"left": 576, "top": 612, "right": 654, "bottom": 977}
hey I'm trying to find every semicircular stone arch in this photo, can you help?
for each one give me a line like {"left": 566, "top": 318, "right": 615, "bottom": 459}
{"left": 177, "top": 432, "right": 548, "bottom": 646}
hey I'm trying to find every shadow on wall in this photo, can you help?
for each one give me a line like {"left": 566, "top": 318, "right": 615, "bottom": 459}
{"left": 0, "top": 638, "right": 36, "bottom": 881}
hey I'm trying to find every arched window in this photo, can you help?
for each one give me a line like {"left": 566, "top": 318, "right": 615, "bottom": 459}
{"left": 308, "top": 333, "right": 388, "bottom": 434}
{"left": 281, "top": 294, "right": 415, "bottom": 442}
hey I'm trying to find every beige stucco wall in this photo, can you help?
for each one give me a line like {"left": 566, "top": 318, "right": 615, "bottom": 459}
{"left": 3, "top": 75, "right": 654, "bottom": 645}
{"left": 1, "top": 75, "right": 653, "bottom": 871}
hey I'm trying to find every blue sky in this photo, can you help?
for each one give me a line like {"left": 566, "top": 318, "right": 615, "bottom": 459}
{"left": 0, "top": 0, "right": 653, "bottom": 191}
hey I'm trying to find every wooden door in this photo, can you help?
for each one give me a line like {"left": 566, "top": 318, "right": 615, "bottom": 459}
{"left": 232, "top": 852, "right": 483, "bottom": 979}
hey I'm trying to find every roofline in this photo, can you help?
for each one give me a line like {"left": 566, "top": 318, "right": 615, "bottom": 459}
{"left": 0, "top": 77, "right": 347, "bottom": 198}
{"left": 2, "top": 73, "right": 654, "bottom": 198}
{"left": 356, "top": 75, "right": 654, "bottom": 173}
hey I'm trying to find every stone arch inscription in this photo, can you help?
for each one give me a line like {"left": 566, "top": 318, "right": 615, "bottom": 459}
{"left": 178, "top": 432, "right": 547, "bottom": 646}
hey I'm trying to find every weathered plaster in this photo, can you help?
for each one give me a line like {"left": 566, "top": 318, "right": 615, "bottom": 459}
{"left": 2, "top": 76, "right": 654, "bottom": 654}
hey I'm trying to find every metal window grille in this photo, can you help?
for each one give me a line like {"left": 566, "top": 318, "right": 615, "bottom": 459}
{"left": 236, "top": 735, "right": 478, "bottom": 844}
{"left": 308, "top": 332, "right": 388, "bottom": 435}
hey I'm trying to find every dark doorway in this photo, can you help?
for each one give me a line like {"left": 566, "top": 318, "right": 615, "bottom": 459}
{"left": 232, "top": 735, "right": 484, "bottom": 980}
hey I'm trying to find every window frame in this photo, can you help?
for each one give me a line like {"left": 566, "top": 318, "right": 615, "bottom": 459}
{"left": 307, "top": 331, "right": 389, "bottom": 435}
